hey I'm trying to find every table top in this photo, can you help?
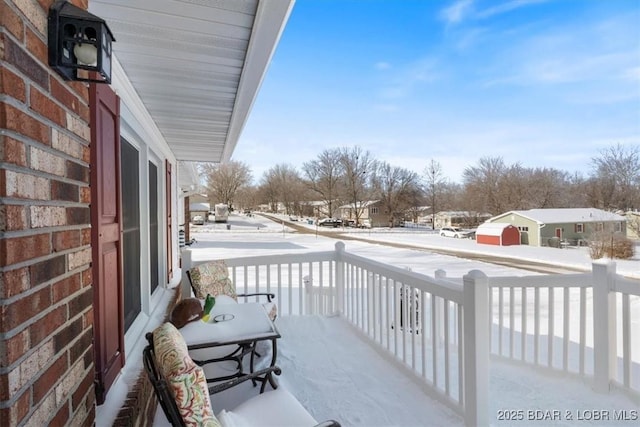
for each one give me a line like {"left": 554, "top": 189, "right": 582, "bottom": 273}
{"left": 180, "top": 302, "right": 280, "bottom": 349}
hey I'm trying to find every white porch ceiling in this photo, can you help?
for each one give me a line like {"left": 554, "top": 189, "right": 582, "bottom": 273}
{"left": 89, "top": 0, "right": 293, "bottom": 163}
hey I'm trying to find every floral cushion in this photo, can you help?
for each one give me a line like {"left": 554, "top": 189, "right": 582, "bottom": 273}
{"left": 190, "top": 260, "right": 237, "bottom": 300}
{"left": 153, "top": 322, "right": 221, "bottom": 427}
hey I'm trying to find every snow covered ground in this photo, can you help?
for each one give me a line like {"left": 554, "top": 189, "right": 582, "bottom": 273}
{"left": 153, "top": 213, "right": 639, "bottom": 426}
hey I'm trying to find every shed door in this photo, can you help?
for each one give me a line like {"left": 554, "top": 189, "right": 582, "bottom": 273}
{"left": 90, "top": 84, "right": 125, "bottom": 404}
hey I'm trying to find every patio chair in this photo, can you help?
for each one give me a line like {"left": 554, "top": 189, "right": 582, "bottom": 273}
{"left": 187, "top": 259, "right": 278, "bottom": 321}
{"left": 144, "top": 322, "right": 341, "bottom": 427}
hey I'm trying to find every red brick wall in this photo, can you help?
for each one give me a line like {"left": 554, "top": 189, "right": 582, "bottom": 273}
{"left": 1, "top": 0, "right": 95, "bottom": 425}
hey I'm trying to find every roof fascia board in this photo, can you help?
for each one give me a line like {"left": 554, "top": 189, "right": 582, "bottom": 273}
{"left": 222, "top": 0, "right": 295, "bottom": 161}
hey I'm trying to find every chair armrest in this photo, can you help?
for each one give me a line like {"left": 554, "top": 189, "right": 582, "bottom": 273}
{"left": 237, "top": 292, "right": 276, "bottom": 303}
{"left": 208, "top": 366, "right": 282, "bottom": 395}
{"left": 314, "top": 421, "right": 341, "bottom": 427}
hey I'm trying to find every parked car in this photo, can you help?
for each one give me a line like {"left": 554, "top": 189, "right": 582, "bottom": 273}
{"left": 289, "top": 215, "right": 299, "bottom": 221}
{"left": 192, "top": 215, "right": 205, "bottom": 225}
{"left": 439, "top": 226, "right": 472, "bottom": 238}
{"left": 318, "top": 218, "right": 342, "bottom": 227}
{"left": 358, "top": 219, "right": 372, "bottom": 229}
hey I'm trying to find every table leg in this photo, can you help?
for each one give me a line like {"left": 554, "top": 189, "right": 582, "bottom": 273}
{"left": 262, "top": 337, "right": 279, "bottom": 392}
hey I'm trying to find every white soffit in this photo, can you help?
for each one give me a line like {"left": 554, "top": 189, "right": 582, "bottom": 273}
{"left": 89, "top": 0, "right": 294, "bottom": 163}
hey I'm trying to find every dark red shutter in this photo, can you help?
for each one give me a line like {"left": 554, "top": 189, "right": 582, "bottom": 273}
{"left": 90, "top": 84, "right": 125, "bottom": 404}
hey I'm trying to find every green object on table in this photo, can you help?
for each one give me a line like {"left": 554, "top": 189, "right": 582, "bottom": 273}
{"left": 202, "top": 294, "right": 216, "bottom": 322}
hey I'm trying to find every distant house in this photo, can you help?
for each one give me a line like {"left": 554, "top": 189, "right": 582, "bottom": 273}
{"left": 434, "top": 211, "right": 492, "bottom": 229}
{"left": 300, "top": 200, "right": 333, "bottom": 218}
{"left": 189, "top": 194, "right": 210, "bottom": 221}
{"left": 338, "top": 200, "right": 404, "bottom": 227}
{"left": 487, "top": 208, "right": 627, "bottom": 247}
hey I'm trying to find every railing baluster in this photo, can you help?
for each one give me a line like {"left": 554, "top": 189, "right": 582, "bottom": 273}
{"left": 431, "top": 295, "right": 438, "bottom": 387}
{"left": 402, "top": 284, "right": 408, "bottom": 365}
{"left": 548, "top": 287, "right": 554, "bottom": 368}
{"left": 378, "top": 274, "right": 383, "bottom": 344}
{"left": 298, "top": 265, "right": 303, "bottom": 315}
{"left": 444, "top": 298, "right": 450, "bottom": 397}
{"left": 534, "top": 287, "right": 540, "bottom": 366}
{"left": 457, "top": 300, "right": 463, "bottom": 403}
{"left": 243, "top": 265, "right": 248, "bottom": 296}
{"left": 622, "top": 293, "right": 630, "bottom": 388}
{"left": 489, "top": 286, "right": 494, "bottom": 353}
{"left": 394, "top": 280, "right": 399, "bottom": 359}
{"left": 522, "top": 287, "right": 527, "bottom": 362}
{"left": 509, "top": 287, "right": 515, "bottom": 359}
{"left": 580, "top": 287, "right": 586, "bottom": 375}
{"left": 366, "top": 270, "right": 371, "bottom": 337}
{"left": 498, "top": 287, "right": 504, "bottom": 356}
{"left": 422, "top": 290, "right": 427, "bottom": 380}
{"left": 563, "top": 287, "right": 569, "bottom": 372}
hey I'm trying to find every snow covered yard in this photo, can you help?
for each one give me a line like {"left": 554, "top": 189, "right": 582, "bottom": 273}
{"left": 154, "top": 214, "right": 640, "bottom": 426}
{"left": 155, "top": 314, "right": 639, "bottom": 426}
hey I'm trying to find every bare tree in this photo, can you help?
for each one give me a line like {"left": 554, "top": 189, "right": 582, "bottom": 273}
{"left": 462, "top": 156, "right": 507, "bottom": 215}
{"left": 260, "top": 164, "right": 305, "bottom": 214}
{"left": 338, "top": 146, "right": 376, "bottom": 223}
{"left": 590, "top": 144, "right": 640, "bottom": 211}
{"left": 525, "top": 167, "right": 572, "bottom": 208}
{"left": 372, "top": 162, "right": 421, "bottom": 227}
{"left": 234, "top": 185, "right": 259, "bottom": 212}
{"left": 202, "top": 161, "right": 252, "bottom": 210}
{"left": 499, "top": 163, "right": 529, "bottom": 210}
{"left": 422, "top": 159, "right": 446, "bottom": 229}
{"left": 302, "top": 148, "right": 342, "bottom": 217}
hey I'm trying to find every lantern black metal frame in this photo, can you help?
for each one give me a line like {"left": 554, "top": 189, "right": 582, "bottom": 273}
{"left": 48, "top": 0, "right": 115, "bottom": 84}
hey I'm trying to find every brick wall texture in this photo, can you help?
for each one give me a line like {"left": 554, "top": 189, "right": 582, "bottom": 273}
{"left": 1, "top": 0, "right": 95, "bottom": 425}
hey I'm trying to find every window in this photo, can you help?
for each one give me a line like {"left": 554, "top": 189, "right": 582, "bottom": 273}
{"left": 370, "top": 207, "right": 379, "bottom": 215}
{"left": 615, "top": 222, "right": 622, "bottom": 232}
{"left": 596, "top": 222, "right": 604, "bottom": 232}
{"left": 575, "top": 223, "right": 584, "bottom": 233}
{"left": 121, "top": 139, "right": 141, "bottom": 331}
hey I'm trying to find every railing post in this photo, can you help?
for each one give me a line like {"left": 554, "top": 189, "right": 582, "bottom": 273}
{"left": 335, "top": 242, "right": 345, "bottom": 316}
{"left": 463, "top": 270, "right": 489, "bottom": 427}
{"left": 592, "top": 260, "right": 616, "bottom": 393}
{"left": 181, "top": 248, "right": 193, "bottom": 300}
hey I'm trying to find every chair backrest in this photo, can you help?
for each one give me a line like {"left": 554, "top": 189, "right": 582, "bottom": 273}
{"left": 143, "top": 323, "right": 222, "bottom": 427}
{"left": 143, "top": 332, "right": 186, "bottom": 427}
{"left": 187, "top": 260, "right": 237, "bottom": 300}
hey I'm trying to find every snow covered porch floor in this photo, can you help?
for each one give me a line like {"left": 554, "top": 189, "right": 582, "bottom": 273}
{"left": 155, "top": 315, "right": 639, "bottom": 426}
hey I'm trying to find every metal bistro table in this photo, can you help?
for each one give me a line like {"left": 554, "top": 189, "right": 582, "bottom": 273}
{"left": 180, "top": 302, "right": 281, "bottom": 393}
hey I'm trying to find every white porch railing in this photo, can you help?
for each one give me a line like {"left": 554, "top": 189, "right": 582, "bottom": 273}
{"left": 181, "top": 242, "right": 640, "bottom": 426}
{"left": 488, "top": 261, "right": 640, "bottom": 396}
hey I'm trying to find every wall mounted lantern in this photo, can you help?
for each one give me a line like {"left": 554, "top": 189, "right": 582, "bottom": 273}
{"left": 48, "top": 0, "right": 115, "bottom": 84}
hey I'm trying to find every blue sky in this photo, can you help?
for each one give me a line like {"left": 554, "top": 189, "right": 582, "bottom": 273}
{"left": 233, "top": 0, "right": 640, "bottom": 184}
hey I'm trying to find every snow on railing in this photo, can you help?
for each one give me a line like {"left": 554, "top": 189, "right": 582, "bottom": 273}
{"left": 180, "top": 243, "right": 639, "bottom": 426}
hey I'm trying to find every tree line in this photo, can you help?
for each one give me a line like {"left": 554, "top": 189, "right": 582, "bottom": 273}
{"left": 200, "top": 143, "right": 640, "bottom": 227}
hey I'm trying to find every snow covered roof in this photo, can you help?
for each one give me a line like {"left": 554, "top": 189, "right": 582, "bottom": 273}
{"left": 189, "top": 202, "right": 210, "bottom": 212}
{"left": 476, "top": 222, "right": 516, "bottom": 236}
{"left": 496, "top": 208, "right": 626, "bottom": 224}
{"left": 338, "top": 200, "right": 380, "bottom": 209}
